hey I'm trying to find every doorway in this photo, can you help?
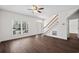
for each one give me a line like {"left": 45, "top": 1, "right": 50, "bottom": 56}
{"left": 68, "top": 19, "right": 78, "bottom": 39}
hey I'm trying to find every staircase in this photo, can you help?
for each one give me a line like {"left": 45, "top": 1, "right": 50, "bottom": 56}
{"left": 42, "top": 15, "right": 59, "bottom": 36}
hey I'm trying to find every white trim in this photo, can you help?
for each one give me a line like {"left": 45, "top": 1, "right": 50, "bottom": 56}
{"left": 45, "top": 34, "right": 67, "bottom": 40}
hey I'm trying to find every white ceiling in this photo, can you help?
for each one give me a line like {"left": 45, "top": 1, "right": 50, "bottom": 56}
{"left": 0, "top": 5, "right": 79, "bottom": 19}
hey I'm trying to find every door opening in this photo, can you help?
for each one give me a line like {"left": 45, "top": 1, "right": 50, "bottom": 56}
{"left": 68, "top": 19, "right": 78, "bottom": 39}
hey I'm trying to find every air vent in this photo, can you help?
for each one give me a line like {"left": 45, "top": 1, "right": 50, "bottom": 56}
{"left": 52, "top": 31, "right": 57, "bottom": 35}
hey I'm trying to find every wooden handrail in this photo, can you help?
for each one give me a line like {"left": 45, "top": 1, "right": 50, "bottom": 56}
{"left": 46, "top": 17, "right": 58, "bottom": 29}
{"left": 43, "top": 15, "right": 58, "bottom": 29}
{"left": 44, "top": 18, "right": 58, "bottom": 34}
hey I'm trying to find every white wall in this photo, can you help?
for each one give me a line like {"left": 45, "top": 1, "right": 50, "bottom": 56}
{"left": 44, "top": 8, "right": 78, "bottom": 40}
{"left": 69, "top": 19, "right": 78, "bottom": 33}
{"left": 0, "top": 10, "right": 43, "bottom": 42}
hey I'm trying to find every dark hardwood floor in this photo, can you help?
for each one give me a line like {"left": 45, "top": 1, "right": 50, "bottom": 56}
{"left": 0, "top": 34, "right": 79, "bottom": 53}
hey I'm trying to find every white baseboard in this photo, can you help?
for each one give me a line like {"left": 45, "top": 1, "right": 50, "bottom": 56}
{"left": 45, "top": 34, "right": 67, "bottom": 40}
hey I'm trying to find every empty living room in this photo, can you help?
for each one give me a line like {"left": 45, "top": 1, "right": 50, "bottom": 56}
{"left": 0, "top": 5, "right": 79, "bottom": 53}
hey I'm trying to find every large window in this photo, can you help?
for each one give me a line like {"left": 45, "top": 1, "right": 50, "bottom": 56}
{"left": 12, "top": 21, "right": 28, "bottom": 35}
